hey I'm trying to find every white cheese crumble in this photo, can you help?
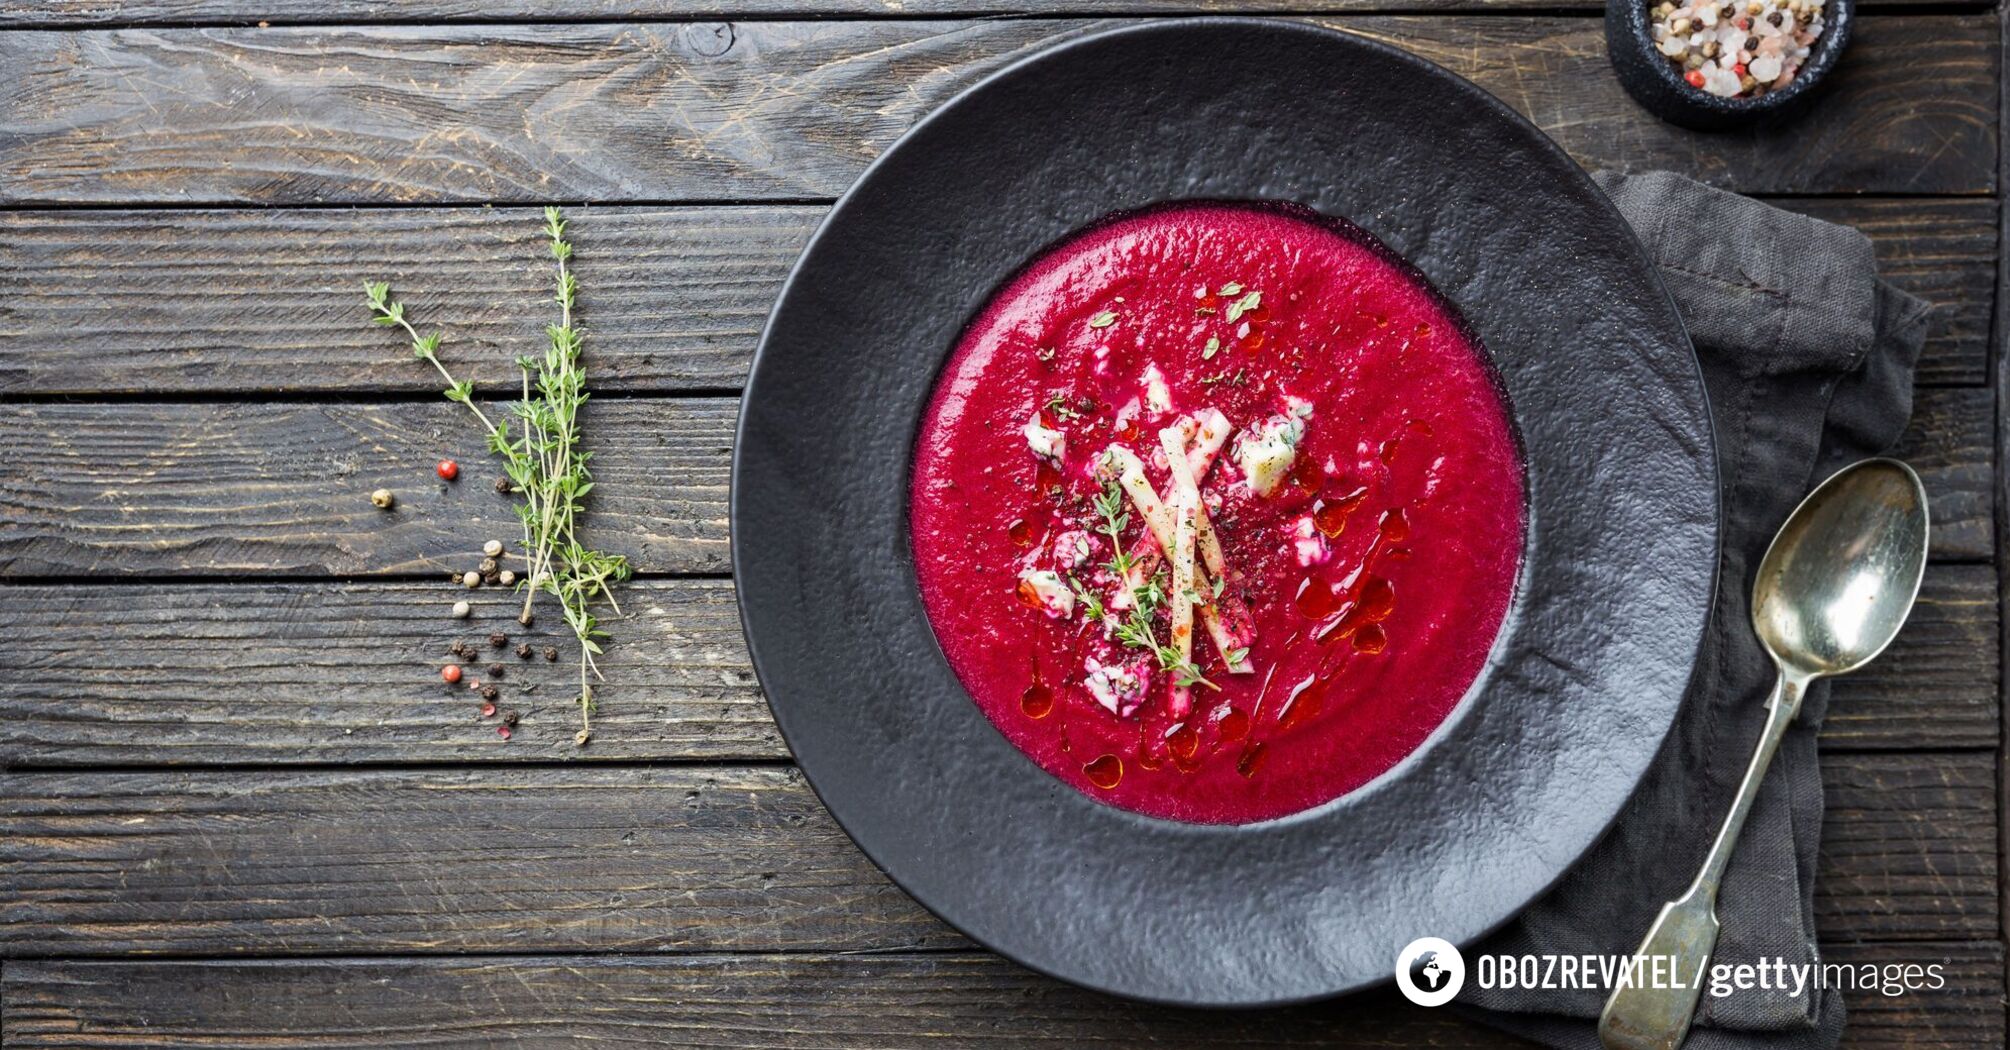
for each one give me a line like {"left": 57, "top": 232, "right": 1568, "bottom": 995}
{"left": 1141, "top": 364, "right": 1173, "bottom": 416}
{"left": 1237, "top": 413, "right": 1306, "bottom": 497}
{"left": 1023, "top": 415, "right": 1066, "bottom": 467}
{"left": 1083, "top": 654, "right": 1149, "bottom": 717}
{"left": 1016, "top": 569, "right": 1075, "bottom": 620}
{"left": 1291, "top": 514, "right": 1331, "bottom": 567}
{"left": 1053, "top": 530, "right": 1094, "bottom": 571}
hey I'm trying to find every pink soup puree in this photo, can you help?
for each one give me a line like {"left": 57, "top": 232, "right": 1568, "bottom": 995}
{"left": 910, "top": 204, "right": 1522, "bottom": 823}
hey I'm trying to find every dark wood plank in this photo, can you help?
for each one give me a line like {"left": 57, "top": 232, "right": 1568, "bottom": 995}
{"left": 0, "top": 579, "right": 777, "bottom": 766}
{"left": 0, "top": 388, "right": 1988, "bottom": 578}
{"left": 0, "top": 0, "right": 1976, "bottom": 29}
{"left": 0, "top": 566, "right": 1991, "bottom": 768}
{"left": 2, "top": 197, "right": 1990, "bottom": 397}
{"left": 0, "top": 205, "right": 817, "bottom": 396}
{"left": 0, "top": 17, "right": 1995, "bottom": 204}
{"left": 1815, "top": 752, "right": 1999, "bottom": 941}
{"left": 0, "top": 399, "right": 733, "bottom": 577}
{"left": 3, "top": 942, "right": 2001, "bottom": 1049}
{"left": 1889, "top": 386, "right": 1995, "bottom": 561}
{"left": 0, "top": 753, "right": 1990, "bottom": 955}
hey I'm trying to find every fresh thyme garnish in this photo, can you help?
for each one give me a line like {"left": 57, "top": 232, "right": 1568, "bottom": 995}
{"left": 1218, "top": 281, "right": 1243, "bottom": 296}
{"left": 1092, "top": 481, "right": 1134, "bottom": 578}
{"left": 1111, "top": 576, "right": 1216, "bottom": 691}
{"left": 1202, "top": 336, "right": 1221, "bottom": 361}
{"left": 365, "top": 206, "right": 632, "bottom": 747}
{"left": 1087, "top": 310, "right": 1118, "bottom": 329}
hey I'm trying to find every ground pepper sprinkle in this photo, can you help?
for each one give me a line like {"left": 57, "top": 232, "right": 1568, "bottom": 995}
{"left": 1651, "top": 0, "right": 1825, "bottom": 98}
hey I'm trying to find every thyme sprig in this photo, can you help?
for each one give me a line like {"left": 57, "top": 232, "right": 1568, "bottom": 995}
{"left": 1084, "top": 479, "right": 1214, "bottom": 692}
{"left": 365, "top": 206, "right": 631, "bottom": 746}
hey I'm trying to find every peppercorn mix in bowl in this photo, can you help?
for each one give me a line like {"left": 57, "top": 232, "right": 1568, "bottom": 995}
{"left": 1606, "top": 0, "right": 1853, "bottom": 129}
{"left": 1653, "top": 0, "right": 1826, "bottom": 98}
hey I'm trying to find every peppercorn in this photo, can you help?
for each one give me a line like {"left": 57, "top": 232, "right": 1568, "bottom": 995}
{"left": 441, "top": 664, "right": 462, "bottom": 684}
{"left": 545, "top": 647, "right": 559, "bottom": 662}
{"left": 488, "top": 664, "right": 505, "bottom": 679}
{"left": 437, "top": 459, "right": 459, "bottom": 481}
{"left": 489, "top": 631, "right": 508, "bottom": 648}
{"left": 503, "top": 710, "right": 520, "bottom": 727}
{"left": 452, "top": 600, "right": 471, "bottom": 619}
{"left": 498, "top": 570, "right": 517, "bottom": 586}
{"left": 495, "top": 477, "right": 512, "bottom": 494}
{"left": 481, "top": 684, "right": 499, "bottom": 701}
{"left": 1766, "top": 10, "right": 1781, "bottom": 23}
{"left": 463, "top": 571, "right": 482, "bottom": 589}
{"left": 370, "top": 488, "right": 395, "bottom": 510}
{"left": 481, "top": 701, "right": 496, "bottom": 718}
{"left": 451, "top": 640, "right": 469, "bottom": 657}
{"left": 516, "top": 643, "right": 533, "bottom": 659}
{"left": 479, "top": 557, "right": 498, "bottom": 575}
{"left": 498, "top": 725, "right": 513, "bottom": 740}
{"left": 483, "top": 540, "right": 504, "bottom": 558}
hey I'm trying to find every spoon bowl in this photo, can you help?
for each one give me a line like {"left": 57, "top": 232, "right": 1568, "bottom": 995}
{"left": 1752, "top": 458, "right": 1930, "bottom": 680}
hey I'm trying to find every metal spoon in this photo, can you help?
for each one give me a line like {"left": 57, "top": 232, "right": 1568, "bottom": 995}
{"left": 1599, "top": 458, "right": 1929, "bottom": 1050}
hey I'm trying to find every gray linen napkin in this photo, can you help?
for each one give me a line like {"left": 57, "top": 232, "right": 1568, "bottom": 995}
{"left": 1457, "top": 170, "right": 1931, "bottom": 1050}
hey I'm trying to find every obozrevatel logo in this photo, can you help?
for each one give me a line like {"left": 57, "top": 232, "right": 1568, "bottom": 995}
{"left": 1396, "top": 937, "right": 1466, "bottom": 1007}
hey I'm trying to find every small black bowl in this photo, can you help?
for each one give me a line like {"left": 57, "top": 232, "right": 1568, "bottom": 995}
{"left": 1607, "top": 0, "right": 1853, "bottom": 130}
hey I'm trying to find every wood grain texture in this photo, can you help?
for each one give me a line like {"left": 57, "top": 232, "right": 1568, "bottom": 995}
{"left": 0, "top": 205, "right": 818, "bottom": 396}
{"left": 0, "top": 579, "right": 776, "bottom": 765}
{"left": 1889, "top": 386, "right": 1995, "bottom": 561}
{"left": 1, "top": 197, "right": 1991, "bottom": 397}
{"left": 0, "top": 16, "right": 1995, "bottom": 204}
{"left": 0, "top": 399, "right": 733, "bottom": 577}
{"left": 1815, "top": 752, "right": 1999, "bottom": 941}
{"left": 0, "top": 389, "right": 1990, "bottom": 577}
{"left": 0, "top": 0, "right": 1975, "bottom": 29}
{"left": 0, "top": 753, "right": 1991, "bottom": 955}
{"left": 0, "top": 567, "right": 1992, "bottom": 768}
{"left": 3, "top": 942, "right": 2002, "bottom": 1049}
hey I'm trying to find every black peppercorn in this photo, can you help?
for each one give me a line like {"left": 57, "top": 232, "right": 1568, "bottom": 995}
{"left": 478, "top": 557, "right": 498, "bottom": 575}
{"left": 544, "top": 646, "right": 559, "bottom": 662}
{"left": 450, "top": 640, "right": 469, "bottom": 658}
{"left": 503, "top": 710, "right": 520, "bottom": 727}
{"left": 1745, "top": 35, "right": 1759, "bottom": 50}
{"left": 488, "top": 664, "right": 506, "bottom": 679}
{"left": 1766, "top": 10, "right": 1781, "bottom": 24}
{"left": 489, "top": 632, "right": 508, "bottom": 649}
{"left": 494, "top": 477, "right": 513, "bottom": 494}
{"left": 516, "top": 643, "right": 533, "bottom": 659}
{"left": 481, "top": 684, "right": 500, "bottom": 702}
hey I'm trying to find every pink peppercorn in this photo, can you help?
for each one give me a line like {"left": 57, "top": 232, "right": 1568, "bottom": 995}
{"left": 1685, "top": 70, "right": 1706, "bottom": 87}
{"left": 441, "top": 664, "right": 462, "bottom": 684}
{"left": 497, "top": 725, "right": 512, "bottom": 740}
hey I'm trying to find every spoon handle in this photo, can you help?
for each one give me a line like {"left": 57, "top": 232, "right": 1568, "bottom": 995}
{"left": 1599, "top": 669, "right": 1807, "bottom": 1050}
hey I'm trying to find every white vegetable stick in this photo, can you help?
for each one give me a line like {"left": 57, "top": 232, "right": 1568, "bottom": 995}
{"left": 1101, "top": 445, "right": 1177, "bottom": 548}
{"left": 1163, "top": 422, "right": 1227, "bottom": 580}
{"left": 1169, "top": 416, "right": 1254, "bottom": 674}
{"left": 1159, "top": 427, "right": 1200, "bottom": 713}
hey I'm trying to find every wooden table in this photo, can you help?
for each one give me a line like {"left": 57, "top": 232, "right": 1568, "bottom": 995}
{"left": 0, "top": 2, "right": 2002, "bottom": 1046}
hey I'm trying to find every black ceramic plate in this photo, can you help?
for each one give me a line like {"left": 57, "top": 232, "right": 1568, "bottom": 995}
{"left": 734, "top": 18, "right": 1717, "bottom": 1006}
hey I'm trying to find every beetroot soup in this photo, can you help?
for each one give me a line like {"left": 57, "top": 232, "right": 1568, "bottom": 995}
{"left": 910, "top": 203, "right": 1523, "bottom": 823}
